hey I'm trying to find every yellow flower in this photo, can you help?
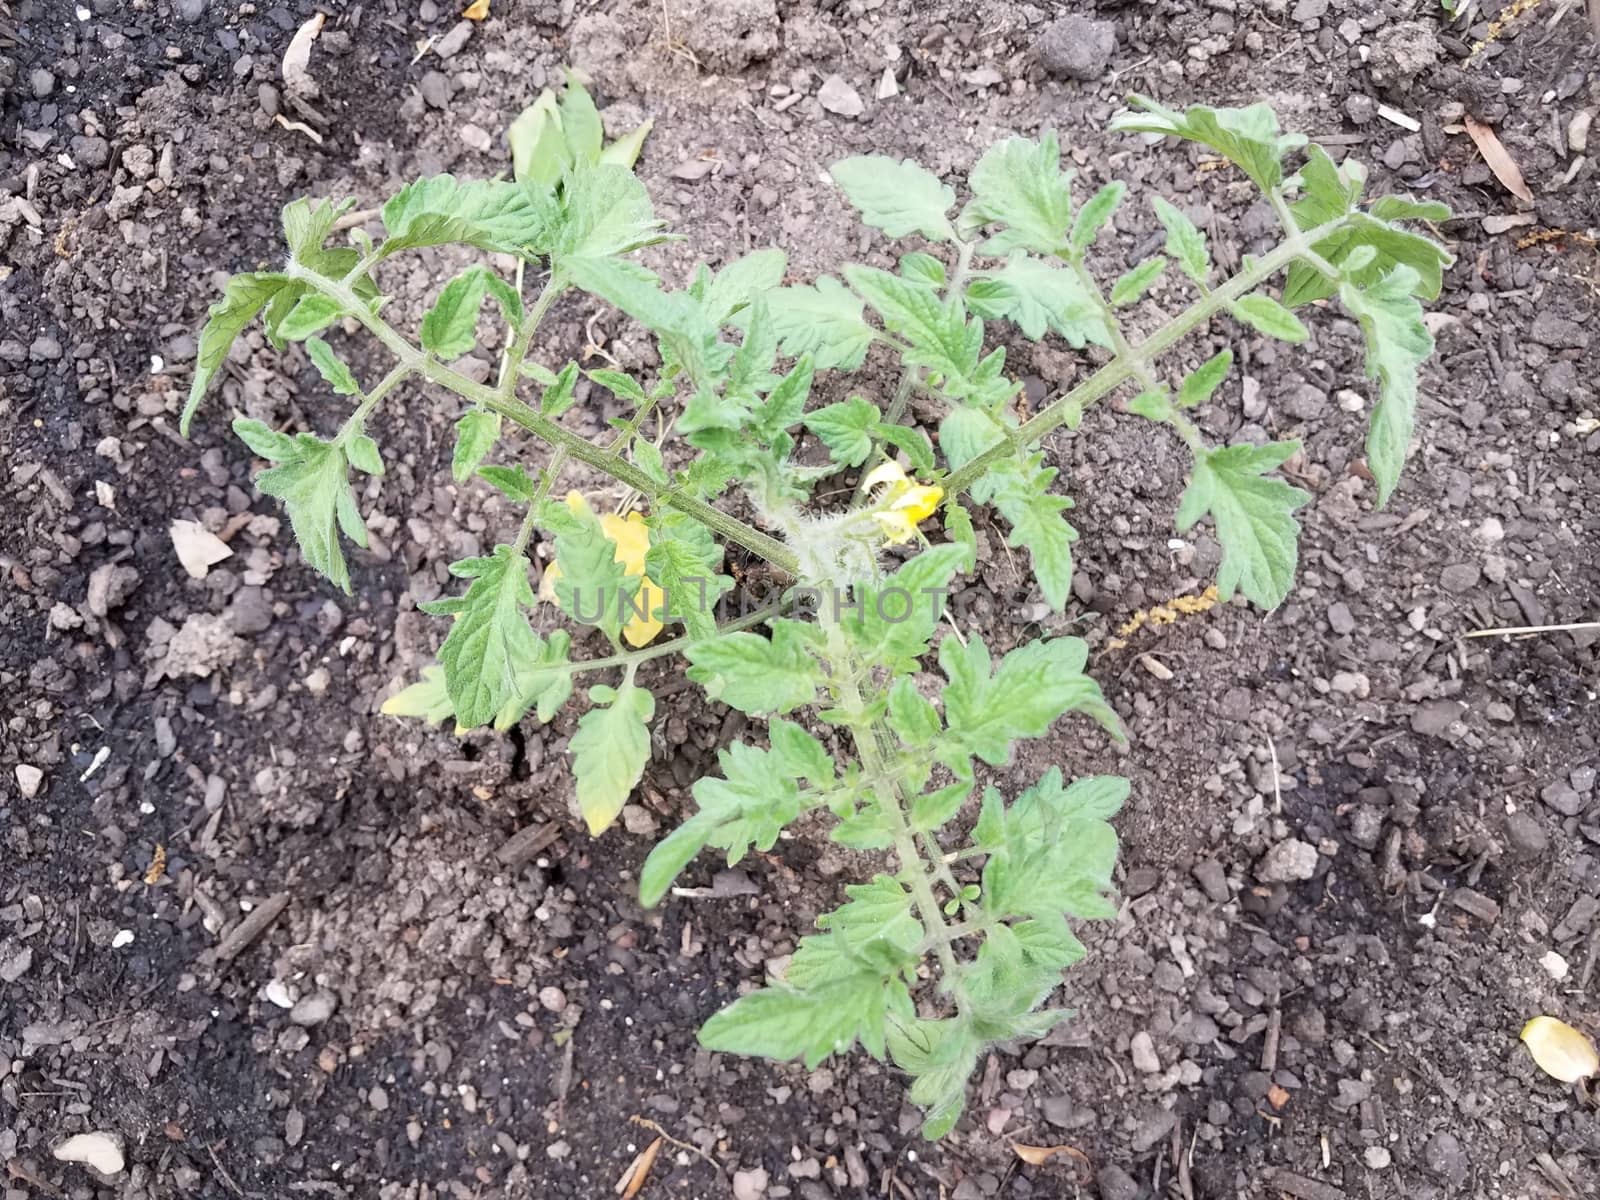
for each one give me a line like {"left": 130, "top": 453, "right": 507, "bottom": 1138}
{"left": 862, "top": 461, "right": 944, "bottom": 544}
{"left": 539, "top": 492, "right": 665, "bottom": 647}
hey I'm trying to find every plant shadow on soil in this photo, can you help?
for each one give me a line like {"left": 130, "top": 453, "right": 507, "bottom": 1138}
{"left": 3, "top": 1, "right": 1599, "bottom": 1198}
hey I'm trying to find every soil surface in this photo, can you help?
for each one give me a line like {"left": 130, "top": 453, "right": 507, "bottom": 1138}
{"left": 4, "top": 1, "right": 1599, "bottom": 1198}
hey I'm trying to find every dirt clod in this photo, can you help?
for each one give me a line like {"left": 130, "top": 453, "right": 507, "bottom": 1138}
{"left": 1037, "top": 15, "right": 1116, "bottom": 81}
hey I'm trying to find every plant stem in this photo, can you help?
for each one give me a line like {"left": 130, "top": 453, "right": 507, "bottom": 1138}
{"left": 938, "top": 213, "right": 1355, "bottom": 500}
{"left": 1267, "top": 191, "right": 1341, "bottom": 280}
{"left": 334, "top": 361, "right": 413, "bottom": 445}
{"left": 497, "top": 272, "right": 566, "bottom": 399}
{"left": 540, "top": 600, "right": 785, "bottom": 680}
{"left": 285, "top": 261, "right": 802, "bottom": 578}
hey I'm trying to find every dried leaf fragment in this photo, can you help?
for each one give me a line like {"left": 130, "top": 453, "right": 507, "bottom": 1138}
{"left": 1521, "top": 1016, "right": 1599, "bottom": 1083}
{"left": 463, "top": 0, "right": 490, "bottom": 17}
{"left": 616, "top": 1136, "right": 662, "bottom": 1198}
{"left": 171, "top": 519, "right": 233, "bottom": 580}
{"left": 1464, "top": 116, "right": 1533, "bottom": 203}
{"left": 1011, "top": 1142, "right": 1091, "bottom": 1168}
{"left": 282, "top": 12, "right": 325, "bottom": 98}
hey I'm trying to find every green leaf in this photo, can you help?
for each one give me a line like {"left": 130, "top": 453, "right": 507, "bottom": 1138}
{"left": 700, "top": 969, "right": 911, "bottom": 1069}
{"left": 233, "top": 417, "right": 298, "bottom": 462}
{"left": 768, "top": 719, "right": 834, "bottom": 787}
{"left": 888, "top": 1015, "right": 982, "bottom": 1139}
{"left": 939, "top": 635, "right": 1121, "bottom": 765}
{"left": 806, "top": 396, "right": 880, "bottom": 467}
{"left": 282, "top": 196, "right": 354, "bottom": 261}
{"left": 497, "top": 630, "right": 575, "bottom": 730}
{"left": 1178, "top": 348, "right": 1232, "bottom": 408}
{"left": 1368, "top": 195, "right": 1450, "bottom": 223}
{"left": 976, "top": 769, "right": 1125, "bottom": 924}
{"left": 844, "top": 265, "right": 979, "bottom": 390}
{"left": 570, "top": 682, "right": 654, "bottom": 834}
{"left": 830, "top": 156, "right": 956, "bottom": 241}
{"left": 1151, "top": 196, "right": 1211, "bottom": 285}
{"left": 587, "top": 367, "right": 649, "bottom": 406}
{"left": 1128, "top": 390, "right": 1171, "bottom": 422}
{"left": 1176, "top": 440, "right": 1310, "bottom": 609}
{"left": 875, "top": 422, "right": 936, "bottom": 474}
{"left": 562, "top": 257, "right": 725, "bottom": 389}
{"left": 381, "top": 175, "right": 551, "bottom": 255}
{"left": 276, "top": 293, "right": 344, "bottom": 342}
{"left": 644, "top": 522, "right": 734, "bottom": 640}
{"left": 1109, "top": 256, "right": 1166, "bottom": 306}
{"left": 843, "top": 544, "right": 968, "bottom": 670}
{"left": 558, "top": 69, "right": 603, "bottom": 164}
{"left": 1110, "top": 95, "right": 1307, "bottom": 193}
{"left": 1070, "top": 181, "right": 1126, "bottom": 252}
{"left": 304, "top": 336, "right": 361, "bottom": 395}
{"left": 768, "top": 276, "right": 875, "bottom": 371}
{"left": 753, "top": 355, "right": 814, "bottom": 442}
{"left": 184, "top": 272, "right": 291, "bottom": 434}
{"left": 550, "top": 502, "right": 639, "bottom": 642}
{"left": 452, "top": 409, "right": 501, "bottom": 483}
{"left": 816, "top": 875, "right": 922, "bottom": 958}
{"left": 973, "top": 451, "right": 1077, "bottom": 611}
{"left": 541, "top": 361, "right": 580, "bottom": 417}
{"left": 379, "top": 664, "right": 455, "bottom": 728}
{"left": 966, "top": 255, "right": 1108, "bottom": 348}
{"left": 888, "top": 676, "right": 941, "bottom": 746}
{"left": 508, "top": 91, "right": 566, "bottom": 185}
{"left": 598, "top": 117, "right": 653, "bottom": 170}
{"left": 938, "top": 406, "right": 1009, "bottom": 471}
{"left": 899, "top": 252, "right": 947, "bottom": 287}
{"left": 703, "top": 248, "right": 787, "bottom": 324}
{"left": 1339, "top": 266, "right": 1434, "bottom": 507}
{"left": 245, "top": 428, "right": 363, "bottom": 592}
{"left": 478, "top": 464, "right": 538, "bottom": 503}
{"left": 685, "top": 619, "right": 824, "bottom": 714}
{"left": 345, "top": 433, "right": 383, "bottom": 476}
{"left": 416, "top": 544, "right": 546, "bottom": 729}
{"left": 960, "top": 131, "right": 1074, "bottom": 256}
{"left": 632, "top": 439, "right": 667, "bottom": 483}
{"left": 550, "top": 162, "right": 671, "bottom": 261}
{"left": 1231, "top": 292, "right": 1307, "bottom": 343}
{"left": 420, "top": 267, "right": 492, "bottom": 358}
{"left": 481, "top": 271, "right": 524, "bottom": 326}
{"left": 944, "top": 499, "right": 978, "bottom": 571}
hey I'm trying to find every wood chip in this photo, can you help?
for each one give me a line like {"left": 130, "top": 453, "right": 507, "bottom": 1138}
{"left": 209, "top": 891, "right": 291, "bottom": 963}
{"left": 1464, "top": 115, "right": 1534, "bottom": 203}
{"left": 616, "top": 1136, "right": 662, "bottom": 1199}
{"left": 1265, "top": 1169, "right": 1348, "bottom": 1200}
{"left": 1450, "top": 886, "right": 1501, "bottom": 924}
{"left": 1482, "top": 212, "right": 1536, "bottom": 235}
{"left": 1137, "top": 653, "right": 1173, "bottom": 681}
{"left": 1011, "top": 1143, "right": 1091, "bottom": 1168}
{"left": 1376, "top": 104, "right": 1421, "bottom": 132}
{"left": 495, "top": 821, "right": 562, "bottom": 867}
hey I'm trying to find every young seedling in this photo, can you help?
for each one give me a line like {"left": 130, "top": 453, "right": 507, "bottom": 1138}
{"left": 186, "top": 81, "right": 1450, "bottom": 1136}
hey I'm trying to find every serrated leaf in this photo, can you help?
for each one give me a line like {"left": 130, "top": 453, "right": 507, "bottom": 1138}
{"left": 806, "top": 396, "right": 880, "bottom": 467}
{"left": 843, "top": 543, "right": 968, "bottom": 670}
{"left": 975, "top": 451, "right": 1077, "bottom": 611}
{"left": 541, "top": 361, "right": 579, "bottom": 417}
{"left": 233, "top": 417, "right": 299, "bottom": 462}
{"left": 960, "top": 131, "right": 1074, "bottom": 256}
{"left": 888, "top": 1016, "right": 982, "bottom": 1140}
{"left": 700, "top": 969, "right": 911, "bottom": 1070}
{"left": 701, "top": 247, "right": 787, "bottom": 325}
{"left": 563, "top": 257, "right": 725, "bottom": 388}
{"left": 558, "top": 68, "right": 603, "bottom": 164}
{"left": 381, "top": 174, "right": 551, "bottom": 255}
{"left": 282, "top": 196, "right": 354, "bottom": 261}
{"left": 420, "top": 267, "right": 491, "bottom": 358}
{"left": 379, "top": 664, "right": 456, "bottom": 728}
{"left": 938, "top": 406, "right": 1009, "bottom": 470}
{"left": 1111, "top": 95, "right": 1307, "bottom": 193}
{"left": 875, "top": 422, "right": 936, "bottom": 474}
{"left": 685, "top": 619, "right": 824, "bottom": 714}
{"left": 1176, "top": 440, "right": 1309, "bottom": 609}
{"left": 768, "top": 719, "right": 834, "bottom": 786}
{"left": 550, "top": 162, "right": 671, "bottom": 261}
{"left": 1128, "top": 390, "right": 1171, "bottom": 422}
{"left": 1178, "top": 348, "right": 1232, "bottom": 408}
{"left": 966, "top": 255, "right": 1108, "bottom": 348}
{"left": 816, "top": 875, "right": 922, "bottom": 958}
{"left": 844, "top": 264, "right": 980, "bottom": 390}
{"left": 939, "top": 635, "right": 1120, "bottom": 765}
{"left": 1151, "top": 195, "right": 1211, "bottom": 285}
{"left": 1284, "top": 173, "right": 1450, "bottom": 307}
{"left": 587, "top": 367, "right": 649, "bottom": 406}
{"left": 304, "top": 336, "right": 361, "bottom": 395}
{"left": 275, "top": 293, "right": 343, "bottom": 341}
{"left": 831, "top": 156, "right": 956, "bottom": 242}
{"left": 570, "top": 682, "right": 654, "bottom": 834}
{"left": 477, "top": 464, "right": 537, "bottom": 502}
{"left": 415, "top": 544, "right": 547, "bottom": 729}
{"left": 247, "top": 429, "right": 362, "bottom": 592}
{"left": 1339, "top": 265, "right": 1433, "bottom": 507}
{"left": 1109, "top": 256, "right": 1166, "bottom": 306}
{"left": 1231, "top": 292, "right": 1307, "bottom": 342}
{"left": 976, "top": 769, "right": 1125, "bottom": 926}
{"left": 1070, "top": 180, "right": 1126, "bottom": 252}
{"left": 1368, "top": 195, "right": 1450, "bottom": 223}
{"left": 888, "top": 676, "right": 941, "bottom": 746}
{"left": 551, "top": 501, "right": 640, "bottom": 642}
{"left": 184, "top": 272, "right": 292, "bottom": 434}
{"left": 945, "top": 499, "right": 978, "bottom": 571}
{"left": 753, "top": 355, "right": 814, "bottom": 442}
{"left": 644, "top": 523, "right": 733, "bottom": 640}
{"left": 452, "top": 409, "right": 501, "bottom": 483}
{"left": 632, "top": 439, "right": 667, "bottom": 483}
{"left": 768, "top": 276, "right": 875, "bottom": 371}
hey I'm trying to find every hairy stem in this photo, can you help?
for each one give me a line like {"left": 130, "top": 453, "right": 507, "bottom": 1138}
{"left": 285, "top": 261, "right": 802, "bottom": 577}
{"left": 334, "top": 360, "right": 413, "bottom": 445}
{"left": 939, "top": 213, "right": 1355, "bottom": 499}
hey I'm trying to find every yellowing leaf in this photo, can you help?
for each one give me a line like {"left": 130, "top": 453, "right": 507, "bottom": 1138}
{"left": 1011, "top": 1142, "right": 1090, "bottom": 1168}
{"left": 1521, "top": 1016, "right": 1599, "bottom": 1083}
{"left": 462, "top": 0, "right": 490, "bottom": 19}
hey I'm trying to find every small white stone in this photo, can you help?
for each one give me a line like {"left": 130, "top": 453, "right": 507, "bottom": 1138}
{"left": 1364, "top": 1146, "right": 1392, "bottom": 1169}
{"left": 16, "top": 764, "right": 44, "bottom": 798}
{"left": 54, "top": 1131, "right": 126, "bottom": 1176}
{"left": 265, "top": 980, "right": 296, "bottom": 1008}
{"left": 111, "top": 929, "right": 134, "bottom": 949}
{"left": 1540, "top": 951, "right": 1570, "bottom": 981}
